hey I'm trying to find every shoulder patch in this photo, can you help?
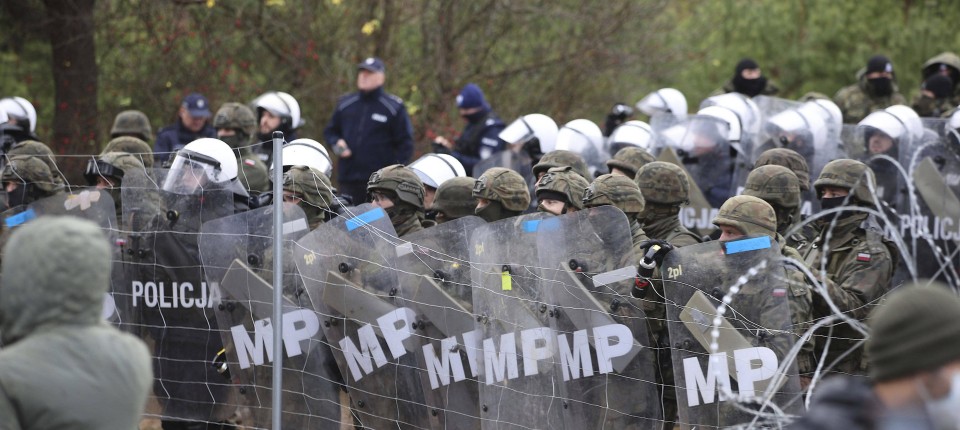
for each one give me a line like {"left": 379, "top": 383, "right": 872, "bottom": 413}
{"left": 386, "top": 93, "right": 404, "bottom": 104}
{"left": 244, "top": 159, "right": 256, "bottom": 167}
{"left": 337, "top": 93, "right": 361, "bottom": 111}
{"left": 856, "top": 252, "right": 871, "bottom": 262}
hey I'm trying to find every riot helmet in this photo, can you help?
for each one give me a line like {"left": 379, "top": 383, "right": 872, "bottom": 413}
{"left": 635, "top": 88, "right": 688, "bottom": 117}
{"left": 276, "top": 138, "right": 333, "bottom": 177}
{"left": 252, "top": 91, "right": 303, "bottom": 135}
{"left": 498, "top": 113, "right": 558, "bottom": 157}
{"left": 0, "top": 97, "right": 37, "bottom": 133}
{"left": 408, "top": 153, "right": 466, "bottom": 189}
{"left": 161, "top": 138, "right": 238, "bottom": 195}
{"left": 608, "top": 120, "right": 654, "bottom": 155}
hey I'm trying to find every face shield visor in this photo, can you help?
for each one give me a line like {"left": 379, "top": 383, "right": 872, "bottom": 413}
{"left": 161, "top": 150, "right": 224, "bottom": 195}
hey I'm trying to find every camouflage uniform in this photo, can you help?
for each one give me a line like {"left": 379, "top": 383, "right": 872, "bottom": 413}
{"left": 110, "top": 110, "right": 153, "bottom": 142}
{"left": 101, "top": 136, "right": 154, "bottom": 168}
{"left": 605, "top": 146, "right": 655, "bottom": 179}
{"left": 367, "top": 164, "right": 426, "bottom": 237}
{"left": 430, "top": 176, "right": 476, "bottom": 223}
{"left": 754, "top": 148, "right": 811, "bottom": 192}
{"left": 833, "top": 69, "right": 907, "bottom": 124}
{"left": 534, "top": 166, "right": 589, "bottom": 215}
{"left": 920, "top": 51, "right": 960, "bottom": 106}
{"left": 740, "top": 166, "right": 816, "bottom": 379}
{"left": 283, "top": 165, "right": 334, "bottom": 230}
{"left": 212, "top": 103, "right": 270, "bottom": 193}
{"left": 798, "top": 159, "right": 897, "bottom": 377}
{"left": 531, "top": 149, "right": 591, "bottom": 181}
{"left": 472, "top": 167, "right": 531, "bottom": 222}
{"left": 0, "top": 155, "right": 64, "bottom": 264}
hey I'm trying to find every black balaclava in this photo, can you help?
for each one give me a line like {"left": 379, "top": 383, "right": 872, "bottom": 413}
{"left": 732, "top": 58, "right": 767, "bottom": 97}
{"left": 866, "top": 55, "right": 894, "bottom": 97}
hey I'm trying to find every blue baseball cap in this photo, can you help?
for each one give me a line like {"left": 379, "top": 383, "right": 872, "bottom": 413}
{"left": 182, "top": 93, "right": 212, "bottom": 118}
{"left": 457, "top": 83, "right": 487, "bottom": 109}
{"left": 357, "top": 57, "right": 386, "bottom": 74}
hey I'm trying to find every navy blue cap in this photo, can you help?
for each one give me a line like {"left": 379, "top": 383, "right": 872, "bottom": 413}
{"left": 182, "top": 93, "right": 211, "bottom": 118}
{"left": 457, "top": 83, "right": 487, "bottom": 109}
{"left": 357, "top": 57, "right": 386, "bottom": 73}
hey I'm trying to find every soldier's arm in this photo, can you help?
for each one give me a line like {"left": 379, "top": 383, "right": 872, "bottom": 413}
{"left": 812, "top": 246, "right": 893, "bottom": 320}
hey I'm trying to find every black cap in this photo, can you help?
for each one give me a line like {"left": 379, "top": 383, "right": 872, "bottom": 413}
{"left": 866, "top": 55, "right": 893, "bottom": 74}
{"left": 182, "top": 93, "right": 212, "bottom": 118}
{"left": 923, "top": 74, "right": 954, "bottom": 99}
{"left": 735, "top": 58, "right": 760, "bottom": 74}
{"left": 357, "top": 57, "right": 386, "bottom": 73}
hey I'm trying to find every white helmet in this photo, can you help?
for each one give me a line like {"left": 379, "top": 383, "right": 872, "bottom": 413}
{"left": 0, "top": 108, "right": 7, "bottom": 124}
{"left": 696, "top": 106, "right": 742, "bottom": 142}
{"left": 252, "top": 91, "right": 303, "bottom": 129}
{"left": 608, "top": 120, "right": 654, "bottom": 151}
{"left": 555, "top": 119, "right": 604, "bottom": 154}
{"left": 858, "top": 104, "right": 924, "bottom": 142}
{"left": 162, "top": 138, "right": 238, "bottom": 194}
{"left": 408, "top": 153, "right": 466, "bottom": 189}
{"left": 636, "top": 88, "right": 688, "bottom": 117}
{"left": 699, "top": 93, "right": 761, "bottom": 137}
{"left": 279, "top": 138, "right": 333, "bottom": 177}
{"left": 807, "top": 99, "right": 843, "bottom": 129}
{"left": 498, "top": 113, "right": 559, "bottom": 152}
{"left": 768, "top": 104, "right": 828, "bottom": 149}
{"left": 950, "top": 109, "right": 960, "bottom": 130}
{"left": 0, "top": 97, "right": 37, "bottom": 133}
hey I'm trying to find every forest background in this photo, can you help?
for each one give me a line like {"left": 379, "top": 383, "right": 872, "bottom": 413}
{"left": 2, "top": 0, "right": 958, "bottom": 182}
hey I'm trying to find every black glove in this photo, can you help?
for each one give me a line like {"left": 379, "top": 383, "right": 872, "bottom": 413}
{"left": 431, "top": 140, "right": 451, "bottom": 155}
{"left": 637, "top": 239, "right": 675, "bottom": 266}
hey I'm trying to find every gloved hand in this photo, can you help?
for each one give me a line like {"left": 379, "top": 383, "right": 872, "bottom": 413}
{"left": 637, "top": 239, "right": 675, "bottom": 266}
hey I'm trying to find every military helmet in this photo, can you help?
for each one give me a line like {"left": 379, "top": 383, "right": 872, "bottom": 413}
{"left": 606, "top": 146, "right": 655, "bottom": 179}
{"left": 213, "top": 102, "right": 258, "bottom": 137}
{"left": 813, "top": 158, "right": 877, "bottom": 205}
{"left": 85, "top": 152, "right": 144, "bottom": 186}
{"left": 7, "top": 140, "right": 62, "bottom": 184}
{"left": 535, "top": 166, "right": 589, "bottom": 210}
{"left": 1, "top": 155, "right": 59, "bottom": 193}
{"left": 742, "top": 165, "right": 801, "bottom": 209}
{"left": 472, "top": 167, "right": 531, "bottom": 211}
{"left": 713, "top": 195, "right": 777, "bottom": 239}
{"left": 634, "top": 161, "right": 690, "bottom": 205}
{"left": 583, "top": 173, "right": 646, "bottom": 215}
{"left": 367, "top": 164, "right": 425, "bottom": 209}
{"left": 283, "top": 165, "right": 334, "bottom": 211}
{"left": 101, "top": 136, "right": 154, "bottom": 168}
{"left": 431, "top": 176, "right": 477, "bottom": 220}
{"left": 110, "top": 110, "right": 153, "bottom": 141}
{"left": 532, "top": 150, "right": 591, "bottom": 179}
{"left": 754, "top": 148, "right": 811, "bottom": 191}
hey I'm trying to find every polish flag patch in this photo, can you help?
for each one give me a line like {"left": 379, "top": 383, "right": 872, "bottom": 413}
{"left": 856, "top": 252, "right": 871, "bottom": 262}
{"left": 772, "top": 288, "right": 787, "bottom": 297}
{"left": 244, "top": 159, "right": 256, "bottom": 166}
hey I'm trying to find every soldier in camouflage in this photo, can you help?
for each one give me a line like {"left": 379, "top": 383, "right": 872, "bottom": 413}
{"left": 582, "top": 173, "right": 649, "bottom": 251}
{"left": 605, "top": 146, "right": 655, "bottom": 180}
{"left": 429, "top": 176, "right": 476, "bottom": 224}
{"left": 2, "top": 154, "right": 62, "bottom": 211}
{"left": 472, "top": 167, "right": 531, "bottom": 222}
{"left": 84, "top": 152, "right": 144, "bottom": 219}
{"left": 282, "top": 165, "right": 334, "bottom": 230}
{"left": 367, "top": 164, "right": 427, "bottom": 237}
{"left": 532, "top": 149, "right": 591, "bottom": 183}
{"left": 5, "top": 140, "right": 66, "bottom": 188}
{"left": 534, "top": 166, "right": 589, "bottom": 216}
{"left": 834, "top": 55, "right": 907, "bottom": 123}
{"left": 754, "top": 147, "right": 811, "bottom": 192}
{"left": 101, "top": 136, "right": 154, "bottom": 168}
{"left": 110, "top": 110, "right": 153, "bottom": 143}
{"left": 212, "top": 102, "right": 271, "bottom": 193}
{"left": 632, "top": 161, "right": 701, "bottom": 430}
{"left": 919, "top": 51, "right": 960, "bottom": 106}
{"left": 734, "top": 171, "right": 818, "bottom": 384}
{"left": 798, "top": 159, "right": 898, "bottom": 377}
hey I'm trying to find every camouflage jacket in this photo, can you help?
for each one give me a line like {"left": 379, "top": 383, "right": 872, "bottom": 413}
{"left": 799, "top": 213, "right": 896, "bottom": 375}
{"left": 778, "top": 234, "right": 815, "bottom": 375}
{"left": 833, "top": 74, "right": 907, "bottom": 123}
{"left": 236, "top": 148, "right": 270, "bottom": 194}
{"left": 642, "top": 215, "right": 702, "bottom": 247}
{"left": 394, "top": 212, "right": 425, "bottom": 238}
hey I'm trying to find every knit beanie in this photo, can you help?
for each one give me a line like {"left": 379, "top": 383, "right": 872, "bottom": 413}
{"left": 867, "top": 281, "right": 960, "bottom": 381}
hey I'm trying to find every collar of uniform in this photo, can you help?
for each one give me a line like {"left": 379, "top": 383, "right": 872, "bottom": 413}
{"left": 360, "top": 86, "right": 385, "bottom": 100}
{"left": 815, "top": 212, "right": 868, "bottom": 242}
{"left": 642, "top": 214, "right": 682, "bottom": 240}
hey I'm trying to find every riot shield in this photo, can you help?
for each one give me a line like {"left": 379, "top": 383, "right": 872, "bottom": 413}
{"left": 294, "top": 204, "right": 432, "bottom": 429}
{"left": 121, "top": 168, "right": 240, "bottom": 424}
{"left": 391, "top": 216, "right": 486, "bottom": 429}
{"left": 199, "top": 204, "right": 343, "bottom": 428}
{"left": 469, "top": 212, "right": 565, "bottom": 429}
{"left": 536, "top": 206, "right": 661, "bottom": 429}
{"left": 474, "top": 149, "right": 537, "bottom": 210}
{"left": 661, "top": 237, "right": 803, "bottom": 429}
{"left": 651, "top": 113, "right": 736, "bottom": 209}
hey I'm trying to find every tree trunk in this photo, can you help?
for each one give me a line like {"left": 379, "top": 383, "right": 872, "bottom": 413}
{"left": 43, "top": 0, "right": 98, "bottom": 185}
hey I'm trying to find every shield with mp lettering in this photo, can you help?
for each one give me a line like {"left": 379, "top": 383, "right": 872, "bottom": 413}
{"left": 535, "top": 205, "right": 662, "bottom": 429}
{"left": 660, "top": 238, "right": 803, "bottom": 429}
{"left": 294, "top": 203, "right": 432, "bottom": 429}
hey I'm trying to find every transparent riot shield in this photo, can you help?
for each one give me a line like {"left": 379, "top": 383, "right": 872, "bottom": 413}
{"left": 660, "top": 237, "right": 803, "bottom": 429}
{"left": 121, "top": 168, "right": 240, "bottom": 424}
{"left": 474, "top": 149, "right": 537, "bottom": 210}
{"left": 536, "top": 206, "right": 661, "bottom": 429}
{"left": 391, "top": 216, "right": 486, "bottom": 429}
{"left": 469, "top": 212, "right": 564, "bottom": 429}
{"left": 294, "top": 204, "right": 432, "bottom": 429}
{"left": 199, "top": 204, "right": 343, "bottom": 428}
{"left": 896, "top": 123, "right": 960, "bottom": 288}
{"left": 700, "top": 94, "right": 763, "bottom": 195}
{"left": 651, "top": 113, "right": 736, "bottom": 210}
